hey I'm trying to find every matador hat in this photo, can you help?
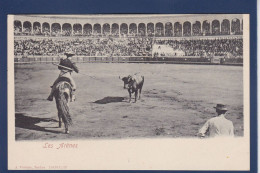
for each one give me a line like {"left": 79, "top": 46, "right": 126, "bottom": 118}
{"left": 64, "top": 51, "right": 75, "bottom": 57}
{"left": 214, "top": 104, "right": 228, "bottom": 111}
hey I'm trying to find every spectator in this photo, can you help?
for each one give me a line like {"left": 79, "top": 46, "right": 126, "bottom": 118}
{"left": 198, "top": 103, "right": 234, "bottom": 138}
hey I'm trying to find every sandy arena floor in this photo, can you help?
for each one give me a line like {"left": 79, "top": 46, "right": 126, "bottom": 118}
{"left": 14, "top": 63, "right": 243, "bottom": 140}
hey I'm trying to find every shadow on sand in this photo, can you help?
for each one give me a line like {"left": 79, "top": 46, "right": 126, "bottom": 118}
{"left": 94, "top": 96, "right": 125, "bottom": 104}
{"left": 15, "top": 113, "right": 62, "bottom": 134}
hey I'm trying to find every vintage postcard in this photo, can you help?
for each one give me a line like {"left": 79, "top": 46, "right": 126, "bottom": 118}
{"left": 8, "top": 14, "right": 250, "bottom": 170}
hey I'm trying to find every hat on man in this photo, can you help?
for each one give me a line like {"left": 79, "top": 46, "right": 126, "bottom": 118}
{"left": 64, "top": 51, "right": 75, "bottom": 57}
{"left": 214, "top": 104, "right": 228, "bottom": 111}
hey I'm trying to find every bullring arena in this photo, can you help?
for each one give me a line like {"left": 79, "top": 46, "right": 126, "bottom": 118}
{"left": 13, "top": 14, "right": 244, "bottom": 140}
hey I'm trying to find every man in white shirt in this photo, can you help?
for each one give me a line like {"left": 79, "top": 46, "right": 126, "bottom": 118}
{"left": 198, "top": 104, "right": 234, "bottom": 138}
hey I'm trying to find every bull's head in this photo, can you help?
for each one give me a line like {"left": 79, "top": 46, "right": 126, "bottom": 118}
{"left": 120, "top": 75, "right": 132, "bottom": 89}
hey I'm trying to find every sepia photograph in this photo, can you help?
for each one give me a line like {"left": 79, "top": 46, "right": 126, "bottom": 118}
{"left": 13, "top": 14, "right": 245, "bottom": 139}
{"left": 8, "top": 14, "right": 250, "bottom": 170}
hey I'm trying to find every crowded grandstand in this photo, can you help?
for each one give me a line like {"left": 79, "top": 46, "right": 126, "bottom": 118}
{"left": 13, "top": 14, "right": 243, "bottom": 64}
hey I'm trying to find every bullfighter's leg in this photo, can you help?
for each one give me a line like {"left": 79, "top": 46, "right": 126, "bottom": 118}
{"left": 65, "top": 124, "right": 69, "bottom": 134}
{"left": 55, "top": 99, "right": 62, "bottom": 128}
{"left": 58, "top": 112, "right": 62, "bottom": 128}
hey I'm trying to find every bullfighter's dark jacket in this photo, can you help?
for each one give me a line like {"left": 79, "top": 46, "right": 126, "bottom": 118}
{"left": 58, "top": 58, "right": 79, "bottom": 73}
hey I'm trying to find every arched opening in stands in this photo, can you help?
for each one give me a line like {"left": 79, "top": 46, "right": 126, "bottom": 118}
{"left": 23, "top": 21, "right": 32, "bottom": 34}
{"left": 83, "top": 24, "right": 92, "bottom": 35}
{"left": 120, "top": 23, "right": 128, "bottom": 36}
{"left": 221, "top": 19, "right": 230, "bottom": 35}
{"left": 93, "top": 24, "right": 101, "bottom": 36}
{"left": 33, "top": 22, "right": 41, "bottom": 34}
{"left": 129, "top": 23, "right": 137, "bottom": 36}
{"left": 231, "top": 18, "right": 240, "bottom": 35}
{"left": 202, "top": 20, "right": 210, "bottom": 36}
{"left": 147, "top": 23, "right": 154, "bottom": 36}
{"left": 183, "top": 21, "right": 191, "bottom": 36}
{"left": 155, "top": 22, "right": 164, "bottom": 36}
{"left": 174, "top": 22, "right": 182, "bottom": 37}
{"left": 138, "top": 23, "right": 146, "bottom": 36}
{"left": 62, "top": 23, "right": 72, "bottom": 36}
{"left": 212, "top": 20, "right": 220, "bottom": 35}
{"left": 192, "top": 21, "right": 201, "bottom": 36}
{"left": 51, "top": 23, "right": 61, "bottom": 36}
{"left": 165, "top": 22, "right": 173, "bottom": 36}
{"left": 73, "top": 24, "right": 82, "bottom": 35}
{"left": 14, "top": 20, "right": 22, "bottom": 33}
{"left": 42, "top": 22, "right": 50, "bottom": 35}
{"left": 112, "top": 23, "right": 119, "bottom": 36}
{"left": 103, "top": 23, "right": 110, "bottom": 36}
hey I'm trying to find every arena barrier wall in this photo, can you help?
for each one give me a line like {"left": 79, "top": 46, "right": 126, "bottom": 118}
{"left": 14, "top": 56, "right": 243, "bottom": 66}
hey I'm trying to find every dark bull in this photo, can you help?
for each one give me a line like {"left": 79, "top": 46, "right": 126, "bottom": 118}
{"left": 119, "top": 75, "right": 144, "bottom": 103}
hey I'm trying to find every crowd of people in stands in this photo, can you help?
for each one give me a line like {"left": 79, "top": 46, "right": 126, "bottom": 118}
{"left": 14, "top": 37, "right": 242, "bottom": 58}
{"left": 14, "top": 37, "right": 153, "bottom": 57}
{"left": 154, "top": 38, "right": 243, "bottom": 57}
